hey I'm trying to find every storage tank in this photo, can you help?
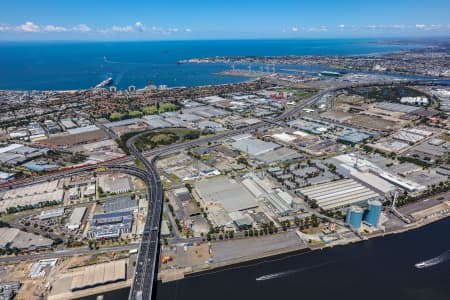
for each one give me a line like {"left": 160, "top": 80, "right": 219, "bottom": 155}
{"left": 364, "top": 200, "right": 382, "bottom": 226}
{"left": 346, "top": 206, "right": 364, "bottom": 230}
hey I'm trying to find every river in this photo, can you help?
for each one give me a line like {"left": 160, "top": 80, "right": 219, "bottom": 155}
{"left": 78, "top": 216, "right": 450, "bottom": 300}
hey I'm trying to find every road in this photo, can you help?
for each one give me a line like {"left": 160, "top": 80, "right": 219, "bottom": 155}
{"left": 0, "top": 243, "right": 139, "bottom": 264}
{"left": 0, "top": 78, "right": 431, "bottom": 300}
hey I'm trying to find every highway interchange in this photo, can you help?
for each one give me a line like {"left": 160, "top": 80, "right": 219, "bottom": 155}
{"left": 0, "top": 78, "right": 433, "bottom": 300}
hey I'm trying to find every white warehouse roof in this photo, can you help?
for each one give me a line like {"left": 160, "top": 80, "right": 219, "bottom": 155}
{"left": 298, "top": 179, "right": 379, "bottom": 210}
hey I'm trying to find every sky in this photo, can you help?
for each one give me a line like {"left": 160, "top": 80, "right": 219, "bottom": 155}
{"left": 0, "top": 0, "right": 450, "bottom": 40}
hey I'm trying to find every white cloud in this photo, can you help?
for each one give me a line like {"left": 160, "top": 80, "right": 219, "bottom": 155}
{"left": 44, "top": 25, "right": 68, "bottom": 32}
{"left": 291, "top": 27, "right": 299, "bottom": 32}
{"left": 0, "top": 21, "right": 192, "bottom": 36}
{"left": 73, "top": 24, "right": 92, "bottom": 32}
{"left": 338, "top": 24, "right": 345, "bottom": 28}
{"left": 308, "top": 25, "right": 328, "bottom": 32}
{"left": 18, "top": 21, "right": 40, "bottom": 32}
{"left": 111, "top": 25, "right": 134, "bottom": 33}
{"left": 134, "top": 22, "right": 145, "bottom": 32}
{"left": 0, "top": 24, "right": 12, "bottom": 32}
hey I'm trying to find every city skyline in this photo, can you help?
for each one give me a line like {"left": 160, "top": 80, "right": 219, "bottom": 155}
{"left": 1, "top": 0, "right": 450, "bottom": 40}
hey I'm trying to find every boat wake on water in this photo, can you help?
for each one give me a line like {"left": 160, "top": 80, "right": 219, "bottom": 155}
{"left": 415, "top": 250, "right": 450, "bottom": 269}
{"left": 103, "top": 56, "right": 121, "bottom": 64}
{"left": 256, "top": 261, "right": 334, "bottom": 281}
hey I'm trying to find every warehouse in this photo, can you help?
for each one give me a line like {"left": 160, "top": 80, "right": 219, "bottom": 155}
{"left": 243, "top": 174, "right": 293, "bottom": 215}
{"left": 87, "top": 211, "right": 133, "bottom": 240}
{"left": 99, "top": 176, "right": 132, "bottom": 194}
{"left": 66, "top": 207, "right": 87, "bottom": 230}
{"left": 376, "top": 102, "right": 421, "bottom": 113}
{"left": 142, "top": 115, "right": 171, "bottom": 129}
{"left": 255, "top": 147, "right": 303, "bottom": 164}
{"left": 194, "top": 177, "right": 258, "bottom": 213}
{"left": 39, "top": 208, "right": 65, "bottom": 220}
{"left": 172, "top": 187, "right": 191, "bottom": 202}
{"left": 103, "top": 196, "right": 138, "bottom": 213}
{"left": 103, "top": 118, "right": 143, "bottom": 128}
{"left": 336, "top": 129, "right": 372, "bottom": 144}
{"left": 298, "top": 179, "right": 380, "bottom": 211}
{"left": 0, "top": 189, "right": 64, "bottom": 213}
{"left": 69, "top": 187, "right": 80, "bottom": 200}
{"left": 67, "top": 125, "right": 100, "bottom": 135}
{"left": 271, "top": 132, "right": 297, "bottom": 143}
{"left": 0, "top": 228, "right": 53, "bottom": 250}
{"left": 392, "top": 130, "right": 426, "bottom": 144}
{"left": 230, "top": 137, "right": 280, "bottom": 157}
{"left": 71, "top": 260, "right": 126, "bottom": 291}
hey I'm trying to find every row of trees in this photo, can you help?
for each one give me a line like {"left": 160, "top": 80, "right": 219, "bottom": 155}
{"left": 395, "top": 181, "right": 450, "bottom": 207}
{"left": 6, "top": 200, "right": 61, "bottom": 214}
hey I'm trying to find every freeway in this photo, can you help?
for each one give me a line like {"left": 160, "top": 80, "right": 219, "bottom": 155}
{"left": 0, "top": 78, "right": 433, "bottom": 300}
{"left": 0, "top": 78, "right": 426, "bottom": 192}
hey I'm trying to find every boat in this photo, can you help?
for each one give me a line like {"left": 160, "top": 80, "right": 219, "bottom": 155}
{"left": 319, "top": 71, "right": 343, "bottom": 77}
{"left": 414, "top": 254, "right": 446, "bottom": 269}
{"left": 414, "top": 262, "right": 427, "bottom": 269}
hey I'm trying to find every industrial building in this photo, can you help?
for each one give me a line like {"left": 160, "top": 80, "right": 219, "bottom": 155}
{"left": 103, "top": 118, "right": 143, "bottom": 129}
{"left": 39, "top": 208, "right": 65, "bottom": 220}
{"left": 103, "top": 196, "right": 138, "bottom": 213}
{"left": 70, "top": 260, "right": 126, "bottom": 291}
{"left": 336, "top": 129, "right": 372, "bottom": 144}
{"left": 332, "top": 154, "right": 396, "bottom": 196}
{"left": 363, "top": 200, "right": 382, "bottom": 226}
{"left": 0, "top": 171, "right": 15, "bottom": 182}
{"left": 255, "top": 147, "right": 303, "bottom": 164}
{"left": 194, "top": 177, "right": 258, "bottom": 213}
{"left": 230, "top": 135, "right": 280, "bottom": 157}
{"left": 29, "top": 258, "right": 58, "bottom": 278}
{"left": 66, "top": 207, "right": 87, "bottom": 231}
{"left": 0, "top": 188, "right": 64, "bottom": 213}
{"left": 330, "top": 153, "right": 428, "bottom": 194}
{"left": 84, "top": 183, "right": 96, "bottom": 197}
{"left": 229, "top": 211, "right": 253, "bottom": 230}
{"left": 376, "top": 102, "right": 421, "bottom": 114}
{"left": 400, "top": 96, "right": 429, "bottom": 106}
{"left": 172, "top": 187, "right": 191, "bottom": 202}
{"left": 0, "top": 228, "right": 53, "bottom": 250}
{"left": 142, "top": 115, "right": 172, "bottom": 129}
{"left": 87, "top": 211, "right": 133, "bottom": 240}
{"left": 346, "top": 206, "right": 364, "bottom": 230}
{"left": 69, "top": 187, "right": 80, "bottom": 200}
{"left": 99, "top": 176, "right": 132, "bottom": 194}
{"left": 298, "top": 179, "right": 380, "bottom": 211}
{"left": 242, "top": 174, "right": 293, "bottom": 215}
{"left": 0, "top": 281, "right": 21, "bottom": 300}
{"left": 392, "top": 130, "right": 427, "bottom": 144}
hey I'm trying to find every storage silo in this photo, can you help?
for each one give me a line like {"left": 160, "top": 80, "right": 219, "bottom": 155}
{"left": 346, "top": 206, "right": 364, "bottom": 230}
{"left": 364, "top": 200, "right": 382, "bottom": 226}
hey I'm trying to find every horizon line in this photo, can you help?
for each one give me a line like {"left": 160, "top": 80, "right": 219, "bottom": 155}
{"left": 0, "top": 35, "right": 449, "bottom": 43}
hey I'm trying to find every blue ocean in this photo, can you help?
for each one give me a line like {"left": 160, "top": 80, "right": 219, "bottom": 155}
{"left": 0, "top": 39, "right": 418, "bottom": 90}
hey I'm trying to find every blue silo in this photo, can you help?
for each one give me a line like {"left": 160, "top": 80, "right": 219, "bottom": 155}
{"left": 346, "top": 206, "right": 363, "bottom": 230}
{"left": 364, "top": 200, "right": 382, "bottom": 226}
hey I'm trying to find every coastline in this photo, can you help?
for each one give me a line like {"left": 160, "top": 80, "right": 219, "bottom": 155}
{"left": 159, "top": 210, "right": 450, "bottom": 283}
